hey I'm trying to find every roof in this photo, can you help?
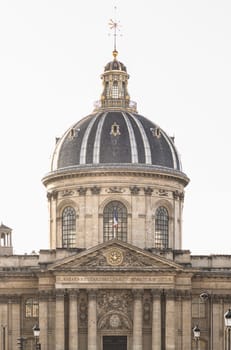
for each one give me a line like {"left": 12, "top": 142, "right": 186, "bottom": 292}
{"left": 51, "top": 111, "right": 183, "bottom": 173}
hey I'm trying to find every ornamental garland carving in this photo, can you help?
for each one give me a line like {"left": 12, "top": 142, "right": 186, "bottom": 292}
{"left": 77, "top": 187, "right": 87, "bottom": 196}
{"left": 79, "top": 254, "right": 107, "bottom": 267}
{"left": 90, "top": 186, "right": 101, "bottom": 194}
{"left": 130, "top": 186, "right": 140, "bottom": 195}
{"left": 158, "top": 189, "right": 168, "bottom": 197}
{"left": 97, "top": 290, "right": 132, "bottom": 317}
{"left": 173, "top": 190, "right": 184, "bottom": 200}
{"left": 143, "top": 301, "right": 151, "bottom": 322}
{"left": 123, "top": 252, "right": 152, "bottom": 267}
{"left": 78, "top": 249, "right": 155, "bottom": 268}
{"left": 144, "top": 187, "right": 153, "bottom": 196}
{"left": 47, "top": 190, "right": 58, "bottom": 200}
{"left": 143, "top": 293, "right": 151, "bottom": 323}
{"left": 61, "top": 189, "right": 74, "bottom": 197}
{"left": 107, "top": 186, "right": 124, "bottom": 193}
{"left": 78, "top": 292, "right": 88, "bottom": 326}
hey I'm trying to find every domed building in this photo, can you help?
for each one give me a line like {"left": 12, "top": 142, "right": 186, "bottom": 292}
{"left": 43, "top": 49, "right": 188, "bottom": 252}
{"left": 0, "top": 49, "right": 231, "bottom": 350}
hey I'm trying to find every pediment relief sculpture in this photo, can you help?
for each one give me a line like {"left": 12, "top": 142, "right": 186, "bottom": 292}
{"left": 48, "top": 241, "right": 183, "bottom": 271}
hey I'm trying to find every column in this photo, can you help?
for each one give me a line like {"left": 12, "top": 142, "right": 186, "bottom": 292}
{"left": 10, "top": 298, "right": 20, "bottom": 350}
{"left": 133, "top": 289, "right": 143, "bottom": 350}
{"left": 144, "top": 189, "right": 153, "bottom": 247}
{"left": 165, "top": 290, "right": 176, "bottom": 350}
{"left": 0, "top": 303, "right": 8, "bottom": 350}
{"left": 182, "top": 292, "right": 192, "bottom": 350}
{"left": 39, "top": 292, "right": 48, "bottom": 350}
{"left": 152, "top": 289, "right": 161, "bottom": 350}
{"left": 78, "top": 190, "right": 87, "bottom": 248}
{"left": 55, "top": 290, "right": 65, "bottom": 350}
{"left": 7, "top": 301, "right": 12, "bottom": 350}
{"left": 69, "top": 289, "right": 79, "bottom": 350}
{"left": 212, "top": 296, "right": 222, "bottom": 350}
{"left": 88, "top": 289, "right": 97, "bottom": 350}
{"left": 48, "top": 191, "right": 58, "bottom": 249}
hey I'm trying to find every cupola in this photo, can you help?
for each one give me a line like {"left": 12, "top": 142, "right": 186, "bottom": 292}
{"left": 0, "top": 223, "right": 13, "bottom": 255}
{"left": 99, "top": 50, "right": 135, "bottom": 111}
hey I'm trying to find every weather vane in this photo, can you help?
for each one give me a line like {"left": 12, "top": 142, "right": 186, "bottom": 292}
{"left": 108, "top": 6, "right": 122, "bottom": 57}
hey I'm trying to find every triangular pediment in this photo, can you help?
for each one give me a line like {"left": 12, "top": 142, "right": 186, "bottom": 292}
{"left": 48, "top": 240, "right": 185, "bottom": 272}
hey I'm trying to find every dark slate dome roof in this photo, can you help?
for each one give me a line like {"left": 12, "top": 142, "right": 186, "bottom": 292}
{"left": 51, "top": 111, "right": 182, "bottom": 172}
{"left": 104, "top": 50, "right": 127, "bottom": 72}
{"left": 104, "top": 59, "right": 127, "bottom": 72}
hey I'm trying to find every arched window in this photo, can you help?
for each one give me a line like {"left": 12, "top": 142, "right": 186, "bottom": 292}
{"left": 25, "top": 298, "right": 39, "bottom": 318}
{"left": 62, "top": 206, "right": 76, "bottom": 248}
{"left": 112, "top": 81, "right": 119, "bottom": 99}
{"left": 154, "top": 206, "right": 169, "bottom": 249}
{"left": 103, "top": 201, "right": 127, "bottom": 242}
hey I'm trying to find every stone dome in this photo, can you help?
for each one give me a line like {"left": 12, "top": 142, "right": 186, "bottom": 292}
{"left": 51, "top": 111, "right": 182, "bottom": 174}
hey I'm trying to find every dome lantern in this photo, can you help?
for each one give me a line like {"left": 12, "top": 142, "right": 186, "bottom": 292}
{"left": 97, "top": 50, "right": 136, "bottom": 112}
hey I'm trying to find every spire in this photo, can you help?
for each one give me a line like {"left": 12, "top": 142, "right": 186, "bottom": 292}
{"left": 108, "top": 6, "right": 121, "bottom": 59}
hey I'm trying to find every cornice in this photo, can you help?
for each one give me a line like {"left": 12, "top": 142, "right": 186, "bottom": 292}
{"left": 42, "top": 165, "right": 189, "bottom": 187}
{"left": 193, "top": 271, "right": 231, "bottom": 279}
{"left": 0, "top": 271, "right": 38, "bottom": 278}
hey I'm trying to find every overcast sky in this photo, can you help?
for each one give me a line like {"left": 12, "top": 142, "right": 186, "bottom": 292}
{"left": 0, "top": 0, "right": 231, "bottom": 255}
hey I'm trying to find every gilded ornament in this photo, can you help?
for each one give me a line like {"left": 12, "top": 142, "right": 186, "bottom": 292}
{"left": 106, "top": 248, "right": 123, "bottom": 265}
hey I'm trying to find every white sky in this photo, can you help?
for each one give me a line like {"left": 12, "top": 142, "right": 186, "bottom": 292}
{"left": 0, "top": 0, "right": 231, "bottom": 255}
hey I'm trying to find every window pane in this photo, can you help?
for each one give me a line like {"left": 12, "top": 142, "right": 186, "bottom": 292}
{"left": 25, "top": 298, "right": 39, "bottom": 318}
{"left": 103, "top": 201, "right": 127, "bottom": 242}
{"left": 62, "top": 207, "right": 76, "bottom": 248}
{"left": 112, "top": 81, "right": 119, "bottom": 99}
{"left": 155, "top": 206, "right": 169, "bottom": 248}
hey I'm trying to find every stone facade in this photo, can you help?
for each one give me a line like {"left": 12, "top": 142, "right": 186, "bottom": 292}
{"left": 0, "top": 244, "right": 231, "bottom": 350}
{"left": 1, "top": 47, "right": 231, "bottom": 350}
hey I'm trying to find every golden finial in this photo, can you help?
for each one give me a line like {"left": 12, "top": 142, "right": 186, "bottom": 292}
{"left": 112, "top": 50, "right": 118, "bottom": 59}
{"left": 108, "top": 6, "right": 122, "bottom": 59}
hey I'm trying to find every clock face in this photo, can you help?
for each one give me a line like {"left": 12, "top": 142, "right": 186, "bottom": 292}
{"left": 107, "top": 248, "right": 123, "bottom": 265}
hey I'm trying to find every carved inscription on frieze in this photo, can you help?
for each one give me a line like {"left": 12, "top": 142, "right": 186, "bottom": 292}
{"left": 56, "top": 275, "right": 173, "bottom": 284}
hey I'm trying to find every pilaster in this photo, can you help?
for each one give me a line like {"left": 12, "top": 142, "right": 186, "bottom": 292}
{"left": 132, "top": 289, "right": 143, "bottom": 350}
{"left": 55, "top": 290, "right": 65, "bottom": 350}
{"left": 8, "top": 297, "right": 20, "bottom": 350}
{"left": 165, "top": 290, "right": 176, "bottom": 350}
{"left": 151, "top": 289, "right": 161, "bottom": 350}
{"left": 39, "top": 291, "right": 49, "bottom": 350}
{"left": 69, "top": 289, "right": 79, "bottom": 350}
{"left": 88, "top": 289, "right": 97, "bottom": 350}
{"left": 181, "top": 291, "right": 192, "bottom": 350}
